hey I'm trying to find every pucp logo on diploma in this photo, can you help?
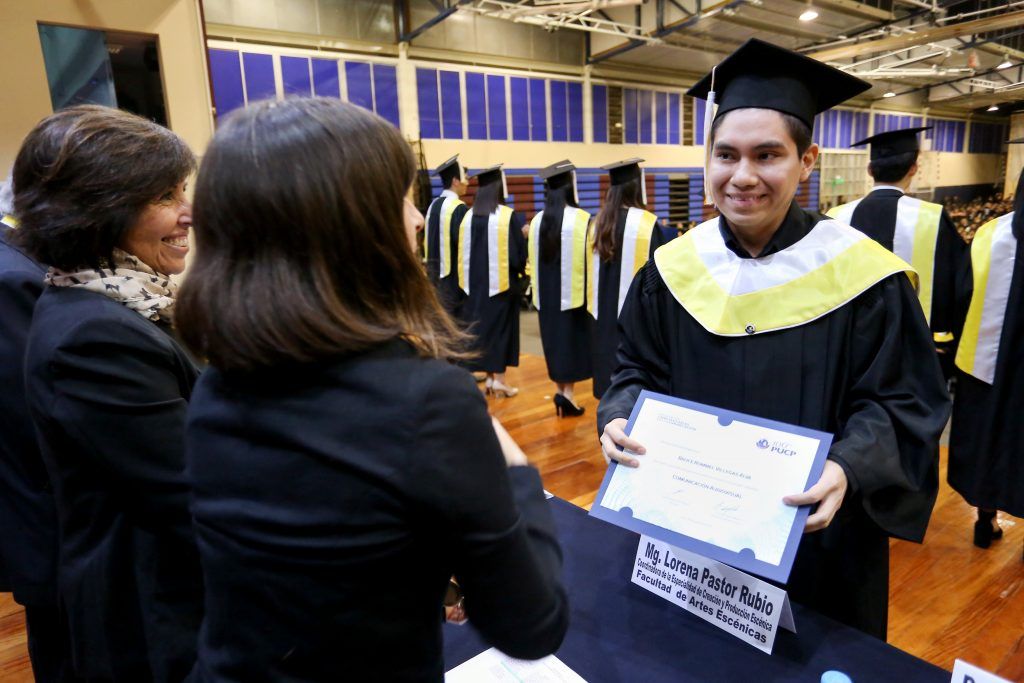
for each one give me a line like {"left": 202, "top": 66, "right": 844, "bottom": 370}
{"left": 590, "top": 390, "right": 832, "bottom": 650}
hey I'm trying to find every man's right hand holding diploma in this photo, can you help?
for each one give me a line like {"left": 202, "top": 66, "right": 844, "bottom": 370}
{"left": 600, "top": 418, "right": 646, "bottom": 468}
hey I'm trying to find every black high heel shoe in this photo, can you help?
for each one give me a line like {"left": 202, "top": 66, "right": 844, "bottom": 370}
{"left": 974, "top": 509, "right": 1003, "bottom": 549}
{"left": 553, "top": 393, "right": 585, "bottom": 418}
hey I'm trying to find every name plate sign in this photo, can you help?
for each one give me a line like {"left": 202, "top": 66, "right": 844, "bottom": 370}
{"left": 951, "top": 660, "right": 1012, "bottom": 683}
{"left": 632, "top": 535, "right": 795, "bottom": 654}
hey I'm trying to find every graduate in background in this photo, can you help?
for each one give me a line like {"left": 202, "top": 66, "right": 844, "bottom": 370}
{"left": 423, "top": 155, "right": 469, "bottom": 320}
{"left": 597, "top": 38, "right": 949, "bottom": 639}
{"left": 458, "top": 165, "right": 526, "bottom": 396}
{"left": 530, "top": 161, "right": 592, "bottom": 417}
{"left": 948, "top": 140, "right": 1024, "bottom": 555}
{"left": 828, "top": 127, "right": 968, "bottom": 378}
{"left": 587, "top": 158, "right": 670, "bottom": 399}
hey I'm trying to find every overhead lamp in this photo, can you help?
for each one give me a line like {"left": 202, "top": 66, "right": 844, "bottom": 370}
{"left": 883, "top": 90, "right": 896, "bottom": 98}
{"left": 987, "top": 104, "right": 999, "bottom": 111}
{"left": 799, "top": 7, "right": 819, "bottom": 21}
{"left": 998, "top": 56, "right": 1012, "bottom": 69}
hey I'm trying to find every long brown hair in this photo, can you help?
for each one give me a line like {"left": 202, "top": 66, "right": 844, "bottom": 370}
{"left": 592, "top": 178, "right": 645, "bottom": 262}
{"left": 176, "top": 98, "right": 466, "bottom": 371}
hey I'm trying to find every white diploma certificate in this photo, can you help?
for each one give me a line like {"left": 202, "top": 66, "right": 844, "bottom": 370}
{"left": 591, "top": 391, "right": 831, "bottom": 582}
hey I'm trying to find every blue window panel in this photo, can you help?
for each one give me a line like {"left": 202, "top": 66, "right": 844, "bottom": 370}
{"left": 416, "top": 68, "right": 441, "bottom": 139}
{"left": 280, "top": 56, "right": 311, "bottom": 97}
{"left": 550, "top": 80, "right": 568, "bottom": 142}
{"left": 669, "top": 93, "right": 680, "bottom": 145}
{"left": 624, "top": 88, "right": 638, "bottom": 144}
{"left": 242, "top": 52, "right": 276, "bottom": 103}
{"left": 372, "top": 64, "right": 399, "bottom": 128}
{"left": 511, "top": 77, "right": 530, "bottom": 141}
{"left": 486, "top": 74, "right": 507, "bottom": 140}
{"left": 858, "top": 113, "right": 869, "bottom": 142}
{"left": 955, "top": 121, "right": 965, "bottom": 152}
{"left": 311, "top": 58, "right": 340, "bottom": 98}
{"left": 812, "top": 115, "right": 822, "bottom": 146}
{"left": 529, "top": 78, "right": 547, "bottom": 141}
{"left": 694, "top": 98, "right": 706, "bottom": 146}
{"left": 592, "top": 84, "right": 608, "bottom": 143}
{"left": 655, "top": 92, "right": 668, "bottom": 144}
{"left": 208, "top": 49, "right": 244, "bottom": 119}
{"left": 465, "top": 72, "right": 487, "bottom": 140}
{"left": 639, "top": 90, "right": 653, "bottom": 144}
{"left": 439, "top": 70, "right": 463, "bottom": 139}
{"left": 823, "top": 111, "right": 834, "bottom": 148}
{"left": 568, "top": 81, "right": 583, "bottom": 142}
{"left": 345, "top": 61, "right": 374, "bottom": 112}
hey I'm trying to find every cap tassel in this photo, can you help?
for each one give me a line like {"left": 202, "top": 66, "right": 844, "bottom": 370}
{"left": 500, "top": 170, "right": 508, "bottom": 202}
{"left": 702, "top": 66, "right": 717, "bottom": 207}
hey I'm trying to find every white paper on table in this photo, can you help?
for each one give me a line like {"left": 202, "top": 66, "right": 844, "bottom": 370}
{"left": 601, "top": 398, "right": 823, "bottom": 566}
{"left": 445, "top": 648, "right": 586, "bottom": 683}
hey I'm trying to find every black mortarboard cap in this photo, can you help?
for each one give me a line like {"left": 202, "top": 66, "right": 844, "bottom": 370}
{"left": 687, "top": 38, "right": 871, "bottom": 130}
{"left": 601, "top": 158, "right": 644, "bottom": 186}
{"left": 539, "top": 160, "right": 578, "bottom": 203}
{"left": 435, "top": 154, "right": 463, "bottom": 186}
{"left": 470, "top": 164, "right": 507, "bottom": 198}
{"left": 851, "top": 127, "right": 929, "bottom": 161}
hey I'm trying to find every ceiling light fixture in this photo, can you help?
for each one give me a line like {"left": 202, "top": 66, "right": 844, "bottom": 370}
{"left": 799, "top": 7, "right": 818, "bottom": 21}
{"left": 987, "top": 104, "right": 1000, "bottom": 111}
{"left": 998, "top": 56, "right": 1012, "bottom": 69}
{"left": 883, "top": 90, "right": 896, "bottom": 98}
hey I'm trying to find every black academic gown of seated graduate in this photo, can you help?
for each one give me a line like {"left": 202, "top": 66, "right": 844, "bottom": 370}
{"left": 462, "top": 208, "right": 527, "bottom": 373}
{"left": 590, "top": 209, "right": 671, "bottom": 399}
{"left": 832, "top": 187, "right": 969, "bottom": 378}
{"left": 948, "top": 209, "right": 1024, "bottom": 517}
{"left": 598, "top": 201, "right": 949, "bottom": 640}
{"left": 424, "top": 189, "right": 469, "bottom": 321}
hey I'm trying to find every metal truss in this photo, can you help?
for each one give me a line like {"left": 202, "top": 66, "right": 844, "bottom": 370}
{"left": 459, "top": 0, "right": 661, "bottom": 43}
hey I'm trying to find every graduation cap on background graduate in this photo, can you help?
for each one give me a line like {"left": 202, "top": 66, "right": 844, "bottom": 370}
{"left": 601, "top": 158, "right": 647, "bottom": 205}
{"left": 687, "top": 38, "right": 871, "bottom": 204}
{"left": 1010, "top": 138, "right": 1024, "bottom": 221}
{"left": 851, "top": 127, "right": 931, "bottom": 161}
{"left": 435, "top": 154, "right": 464, "bottom": 187}
{"left": 539, "top": 159, "right": 579, "bottom": 205}
{"left": 470, "top": 163, "right": 507, "bottom": 200}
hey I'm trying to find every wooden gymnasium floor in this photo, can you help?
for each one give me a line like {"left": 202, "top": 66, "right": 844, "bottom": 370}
{"left": 2, "top": 353, "right": 1023, "bottom": 681}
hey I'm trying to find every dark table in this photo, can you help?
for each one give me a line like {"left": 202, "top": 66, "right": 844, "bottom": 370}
{"left": 444, "top": 498, "right": 948, "bottom": 682}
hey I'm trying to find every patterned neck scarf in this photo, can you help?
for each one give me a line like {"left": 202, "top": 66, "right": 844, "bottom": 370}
{"left": 45, "top": 248, "right": 177, "bottom": 323}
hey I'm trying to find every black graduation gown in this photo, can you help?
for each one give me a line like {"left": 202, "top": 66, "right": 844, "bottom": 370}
{"left": 598, "top": 202, "right": 949, "bottom": 639}
{"left": 590, "top": 211, "right": 671, "bottom": 398}
{"left": 462, "top": 209, "right": 526, "bottom": 373}
{"left": 535, "top": 212, "right": 593, "bottom": 384}
{"left": 948, "top": 214, "right": 1024, "bottom": 517}
{"left": 424, "top": 192, "right": 469, "bottom": 321}
{"left": 843, "top": 188, "right": 969, "bottom": 378}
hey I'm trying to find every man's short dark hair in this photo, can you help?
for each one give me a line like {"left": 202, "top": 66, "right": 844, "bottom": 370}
{"left": 710, "top": 109, "right": 814, "bottom": 156}
{"left": 13, "top": 105, "right": 195, "bottom": 271}
{"left": 868, "top": 151, "right": 918, "bottom": 183}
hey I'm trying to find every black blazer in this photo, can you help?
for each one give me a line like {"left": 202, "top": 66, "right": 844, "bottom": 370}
{"left": 24, "top": 285, "right": 203, "bottom": 682}
{"left": 186, "top": 339, "right": 568, "bottom": 682}
{"left": 0, "top": 224, "right": 56, "bottom": 606}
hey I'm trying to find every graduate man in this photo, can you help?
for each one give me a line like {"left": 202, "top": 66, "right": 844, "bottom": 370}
{"left": 948, "top": 139, "right": 1024, "bottom": 555}
{"left": 828, "top": 127, "right": 968, "bottom": 378}
{"left": 423, "top": 155, "right": 469, "bottom": 319}
{"left": 597, "top": 38, "right": 950, "bottom": 640}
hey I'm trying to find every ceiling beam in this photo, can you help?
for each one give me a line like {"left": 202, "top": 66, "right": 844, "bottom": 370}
{"left": 808, "top": 9, "right": 1024, "bottom": 61}
{"left": 714, "top": 13, "right": 832, "bottom": 42}
{"left": 814, "top": 0, "right": 894, "bottom": 22}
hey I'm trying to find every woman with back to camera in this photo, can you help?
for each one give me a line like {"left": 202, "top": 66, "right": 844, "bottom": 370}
{"left": 16, "top": 105, "right": 203, "bottom": 681}
{"left": 176, "top": 98, "right": 568, "bottom": 682}
{"left": 529, "top": 161, "right": 592, "bottom": 417}
{"left": 587, "top": 159, "right": 670, "bottom": 399}
{"left": 456, "top": 164, "right": 527, "bottom": 397}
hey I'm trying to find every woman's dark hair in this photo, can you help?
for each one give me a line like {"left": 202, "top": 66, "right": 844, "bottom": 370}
{"left": 539, "top": 183, "right": 578, "bottom": 263}
{"left": 710, "top": 108, "right": 813, "bottom": 156}
{"left": 13, "top": 105, "right": 195, "bottom": 270}
{"left": 471, "top": 179, "right": 504, "bottom": 217}
{"left": 868, "top": 151, "right": 918, "bottom": 183}
{"left": 175, "top": 98, "right": 466, "bottom": 371}
{"left": 592, "top": 178, "right": 645, "bottom": 262}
